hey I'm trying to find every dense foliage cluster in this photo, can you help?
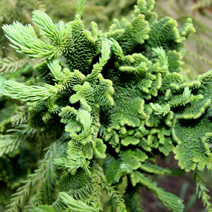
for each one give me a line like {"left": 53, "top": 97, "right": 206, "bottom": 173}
{"left": 1, "top": 0, "right": 212, "bottom": 78}
{"left": 1, "top": 0, "right": 212, "bottom": 211}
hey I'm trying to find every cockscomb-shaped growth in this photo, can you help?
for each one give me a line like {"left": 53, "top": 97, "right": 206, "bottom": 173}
{"left": 1, "top": 0, "right": 212, "bottom": 211}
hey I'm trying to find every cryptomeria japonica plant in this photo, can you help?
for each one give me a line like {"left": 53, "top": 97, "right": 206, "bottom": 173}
{"left": 1, "top": 0, "right": 212, "bottom": 211}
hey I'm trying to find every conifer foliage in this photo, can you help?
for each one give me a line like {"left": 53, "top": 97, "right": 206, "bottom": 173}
{"left": 1, "top": 0, "right": 212, "bottom": 211}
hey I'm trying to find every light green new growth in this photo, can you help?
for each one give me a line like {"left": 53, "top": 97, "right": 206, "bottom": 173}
{"left": 150, "top": 103, "right": 170, "bottom": 116}
{"left": 0, "top": 0, "right": 212, "bottom": 211}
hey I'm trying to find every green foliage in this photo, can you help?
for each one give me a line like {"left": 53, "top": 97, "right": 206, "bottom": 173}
{"left": 155, "top": 0, "right": 212, "bottom": 79}
{"left": 131, "top": 171, "right": 184, "bottom": 212}
{"left": 5, "top": 142, "right": 57, "bottom": 212}
{"left": 194, "top": 170, "right": 212, "bottom": 212}
{"left": 1, "top": 0, "right": 212, "bottom": 211}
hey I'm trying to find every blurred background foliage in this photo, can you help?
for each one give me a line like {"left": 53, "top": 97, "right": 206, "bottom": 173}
{"left": 1, "top": 0, "right": 212, "bottom": 211}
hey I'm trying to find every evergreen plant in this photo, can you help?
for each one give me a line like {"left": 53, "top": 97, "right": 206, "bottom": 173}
{"left": 1, "top": 0, "right": 212, "bottom": 211}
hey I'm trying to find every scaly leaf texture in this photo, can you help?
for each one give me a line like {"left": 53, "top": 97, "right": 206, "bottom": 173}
{"left": 1, "top": 0, "right": 212, "bottom": 211}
